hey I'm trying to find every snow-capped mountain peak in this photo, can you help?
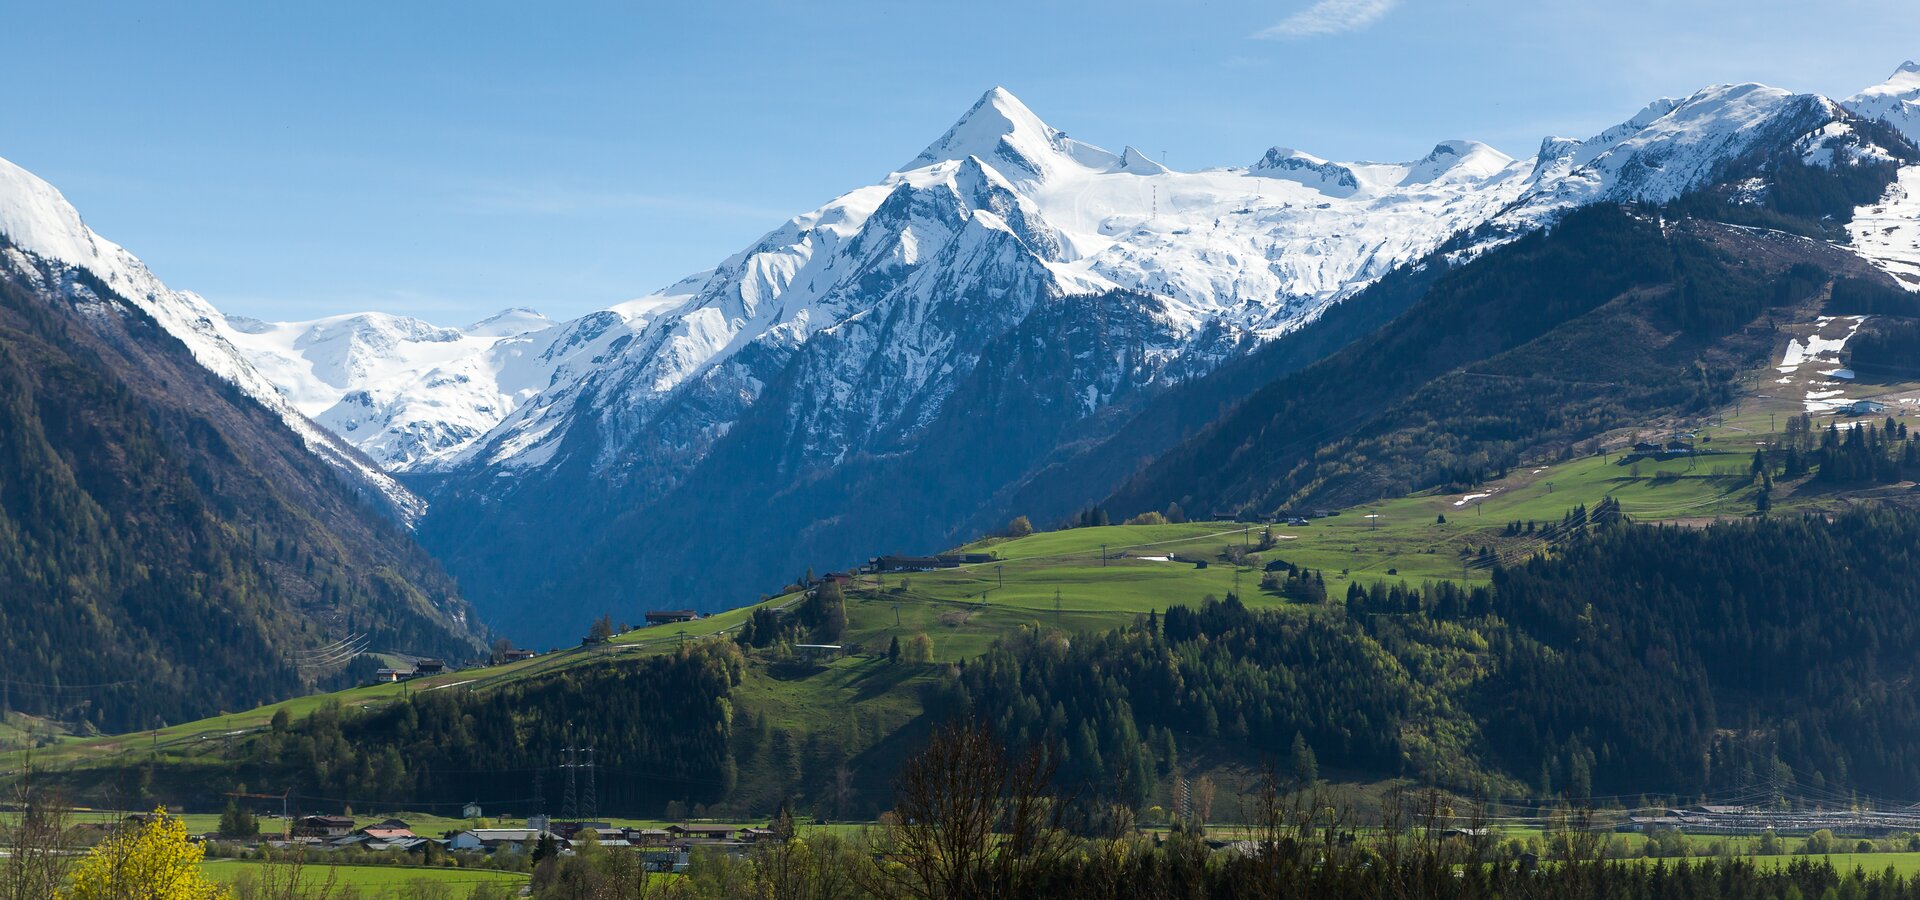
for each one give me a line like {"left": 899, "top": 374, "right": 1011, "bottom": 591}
{"left": 1845, "top": 62, "right": 1920, "bottom": 144}
{"left": 1877, "top": 60, "right": 1920, "bottom": 92}
{"left": 465, "top": 307, "right": 552, "bottom": 337}
{"left": 1118, "top": 146, "right": 1170, "bottom": 175}
{"left": 904, "top": 86, "right": 1120, "bottom": 184}
{"left": 1249, "top": 147, "right": 1361, "bottom": 196}
{"left": 1402, "top": 140, "right": 1517, "bottom": 185}
{"left": 0, "top": 156, "right": 103, "bottom": 270}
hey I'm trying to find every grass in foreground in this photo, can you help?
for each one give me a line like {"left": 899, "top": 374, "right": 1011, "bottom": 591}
{"left": 200, "top": 859, "right": 527, "bottom": 897}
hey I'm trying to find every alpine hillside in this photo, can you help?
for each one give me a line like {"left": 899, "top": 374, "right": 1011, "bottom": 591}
{"left": 0, "top": 158, "right": 487, "bottom": 730}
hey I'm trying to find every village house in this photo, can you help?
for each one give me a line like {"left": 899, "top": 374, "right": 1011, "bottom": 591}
{"left": 578, "top": 827, "right": 629, "bottom": 848}
{"left": 293, "top": 815, "right": 355, "bottom": 838}
{"left": 666, "top": 824, "right": 735, "bottom": 842}
{"left": 448, "top": 828, "right": 551, "bottom": 854}
{"left": 358, "top": 825, "right": 418, "bottom": 843}
{"left": 412, "top": 659, "right": 449, "bottom": 676}
{"left": 625, "top": 828, "right": 672, "bottom": 846}
{"left": 374, "top": 837, "right": 434, "bottom": 853}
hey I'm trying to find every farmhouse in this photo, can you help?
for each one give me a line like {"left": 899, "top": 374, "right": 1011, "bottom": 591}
{"left": 448, "top": 828, "right": 551, "bottom": 853}
{"left": 294, "top": 815, "right": 355, "bottom": 838}
{"left": 626, "top": 828, "right": 672, "bottom": 846}
{"left": 870, "top": 555, "right": 956, "bottom": 572}
{"left": 412, "top": 659, "right": 449, "bottom": 676}
{"left": 645, "top": 610, "right": 699, "bottom": 625}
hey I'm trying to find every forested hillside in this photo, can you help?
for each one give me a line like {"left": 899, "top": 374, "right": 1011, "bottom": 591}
{"left": 219, "top": 642, "right": 743, "bottom": 813}
{"left": 935, "top": 506, "right": 1920, "bottom": 806}
{"left": 0, "top": 242, "right": 482, "bottom": 731}
{"left": 57, "top": 496, "right": 1920, "bottom": 818}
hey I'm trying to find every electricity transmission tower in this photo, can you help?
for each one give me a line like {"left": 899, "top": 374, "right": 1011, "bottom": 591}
{"left": 532, "top": 768, "right": 545, "bottom": 821}
{"left": 561, "top": 746, "right": 579, "bottom": 821}
{"left": 582, "top": 748, "right": 597, "bottom": 822}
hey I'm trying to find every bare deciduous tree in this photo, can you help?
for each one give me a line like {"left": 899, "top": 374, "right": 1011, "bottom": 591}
{"left": 859, "top": 720, "right": 1074, "bottom": 900}
{"left": 229, "top": 846, "right": 340, "bottom": 900}
{"left": 0, "top": 771, "right": 69, "bottom": 900}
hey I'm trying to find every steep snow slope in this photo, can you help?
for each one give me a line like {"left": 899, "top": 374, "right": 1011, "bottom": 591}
{"left": 1492, "top": 83, "right": 1834, "bottom": 235}
{"left": 1846, "top": 63, "right": 1920, "bottom": 289}
{"left": 1848, "top": 165, "right": 1920, "bottom": 289}
{"left": 217, "top": 307, "right": 654, "bottom": 471}
{"left": 0, "top": 154, "right": 425, "bottom": 519}
{"left": 223, "top": 310, "right": 552, "bottom": 416}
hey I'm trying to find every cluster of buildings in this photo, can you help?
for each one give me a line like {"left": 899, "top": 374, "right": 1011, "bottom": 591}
{"left": 1630, "top": 438, "right": 1698, "bottom": 457}
{"left": 221, "top": 813, "right": 786, "bottom": 873}
{"left": 1624, "top": 804, "right": 1920, "bottom": 836}
{"left": 370, "top": 658, "right": 452, "bottom": 684}
{"left": 865, "top": 553, "right": 994, "bottom": 573}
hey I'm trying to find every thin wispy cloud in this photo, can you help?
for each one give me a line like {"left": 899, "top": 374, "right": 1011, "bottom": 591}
{"left": 1256, "top": 0, "right": 1400, "bottom": 39}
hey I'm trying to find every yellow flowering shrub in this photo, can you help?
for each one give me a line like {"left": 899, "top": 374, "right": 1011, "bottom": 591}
{"left": 65, "top": 807, "right": 228, "bottom": 899}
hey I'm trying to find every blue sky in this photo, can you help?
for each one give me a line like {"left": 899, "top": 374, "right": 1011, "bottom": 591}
{"left": 2, "top": 1, "right": 1917, "bottom": 322}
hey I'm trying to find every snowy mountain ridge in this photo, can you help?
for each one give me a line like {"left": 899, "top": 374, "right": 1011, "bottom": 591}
{"left": 0, "top": 154, "right": 426, "bottom": 520}
{"left": 6, "top": 66, "right": 1918, "bottom": 496}
{"left": 434, "top": 79, "right": 1901, "bottom": 479}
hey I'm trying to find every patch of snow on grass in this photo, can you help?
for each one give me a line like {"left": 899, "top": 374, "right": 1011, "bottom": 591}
{"left": 1847, "top": 165, "right": 1920, "bottom": 290}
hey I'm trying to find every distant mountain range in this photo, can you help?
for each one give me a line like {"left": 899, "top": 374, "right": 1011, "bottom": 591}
{"left": 5, "top": 64, "right": 1920, "bottom": 645}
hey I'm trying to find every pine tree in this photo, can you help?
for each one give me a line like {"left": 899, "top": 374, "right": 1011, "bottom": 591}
{"left": 1291, "top": 732, "right": 1318, "bottom": 784}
